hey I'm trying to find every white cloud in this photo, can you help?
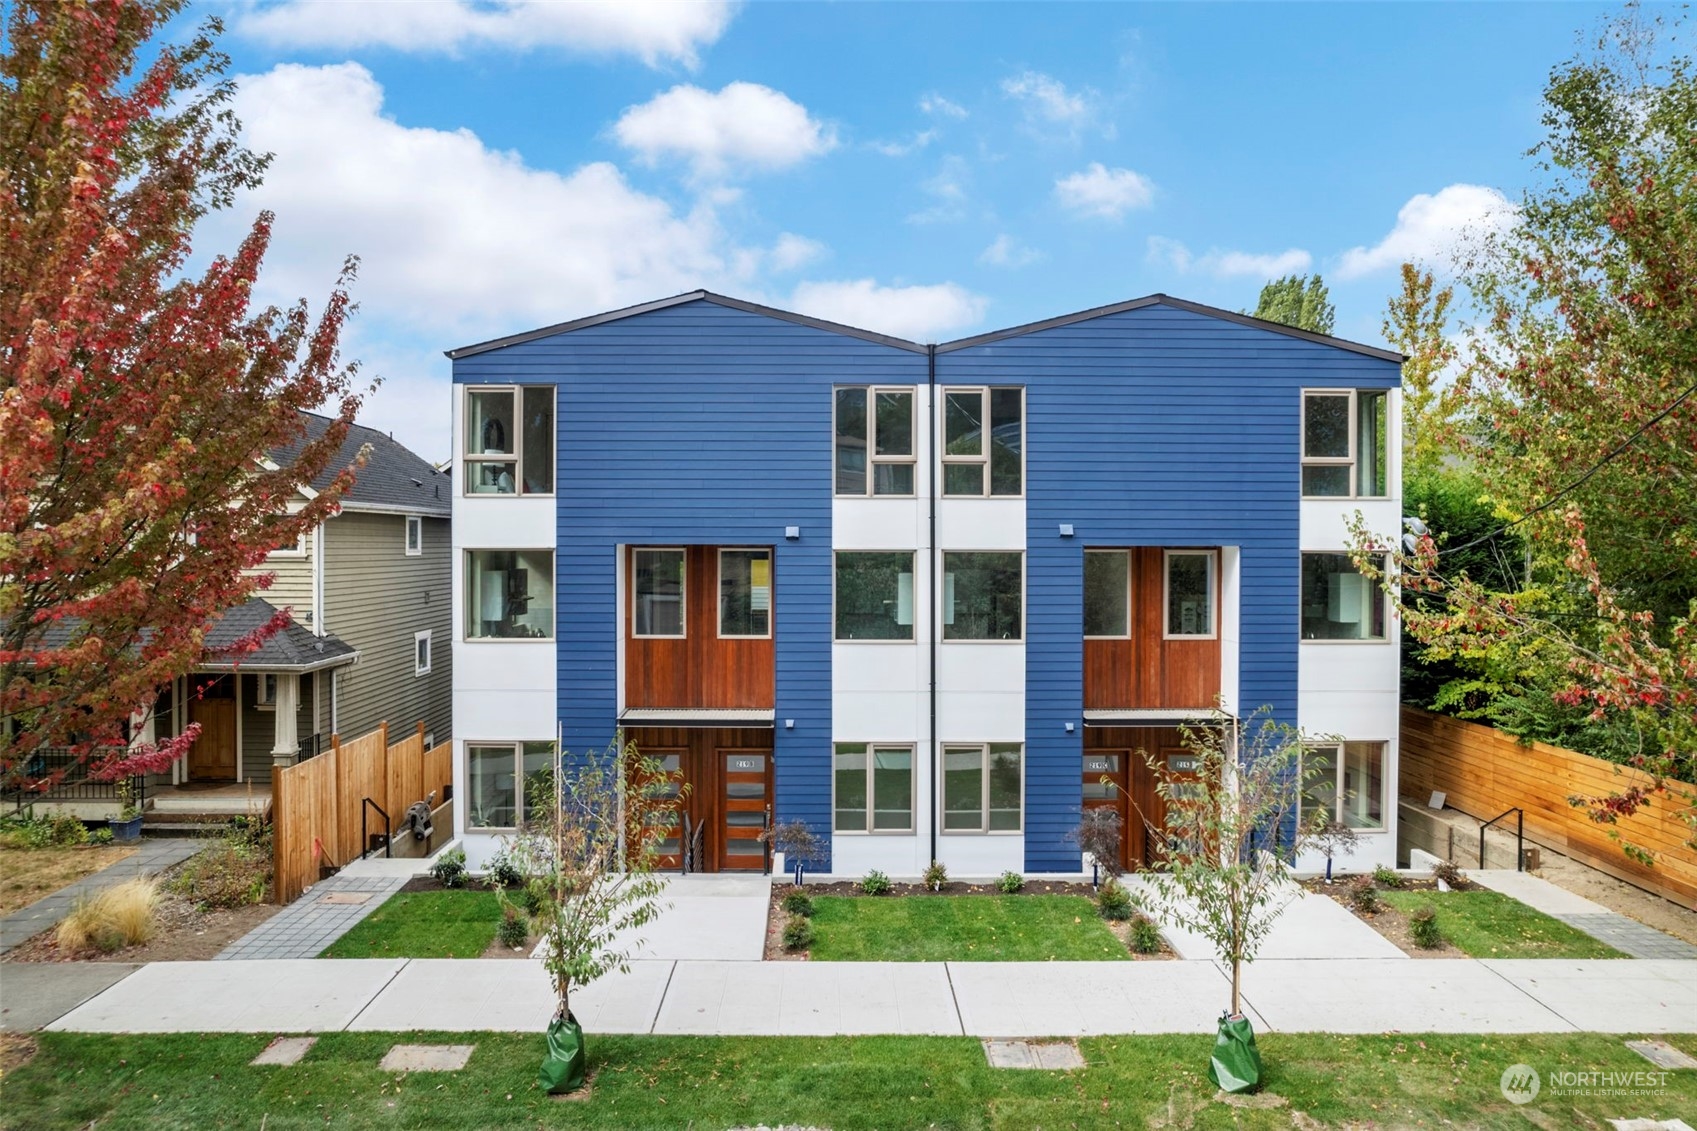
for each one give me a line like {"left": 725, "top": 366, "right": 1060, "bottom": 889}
{"left": 1002, "top": 70, "right": 1092, "bottom": 128}
{"left": 238, "top": 0, "right": 737, "bottom": 68}
{"left": 767, "top": 233, "right": 826, "bottom": 273}
{"left": 978, "top": 234, "right": 1043, "bottom": 268}
{"left": 1054, "top": 163, "right": 1154, "bottom": 220}
{"left": 919, "top": 93, "right": 968, "bottom": 119}
{"left": 871, "top": 129, "right": 938, "bottom": 157}
{"left": 787, "top": 279, "right": 988, "bottom": 341}
{"left": 613, "top": 82, "right": 836, "bottom": 179}
{"left": 908, "top": 155, "right": 971, "bottom": 224}
{"left": 1336, "top": 183, "right": 1517, "bottom": 278}
{"left": 1146, "top": 236, "right": 1311, "bottom": 278}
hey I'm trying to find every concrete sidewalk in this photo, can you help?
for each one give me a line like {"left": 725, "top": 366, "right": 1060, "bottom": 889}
{"left": 38, "top": 956, "right": 1697, "bottom": 1036}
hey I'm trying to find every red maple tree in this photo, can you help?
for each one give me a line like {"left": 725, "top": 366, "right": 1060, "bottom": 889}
{"left": 1, "top": 0, "right": 363, "bottom": 784}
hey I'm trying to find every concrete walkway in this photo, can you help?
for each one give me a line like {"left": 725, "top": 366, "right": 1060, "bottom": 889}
{"left": 0, "top": 838, "right": 205, "bottom": 955}
{"left": 1130, "top": 878, "right": 1407, "bottom": 960}
{"left": 1471, "top": 870, "right": 1697, "bottom": 960}
{"left": 215, "top": 874, "right": 412, "bottom": 960}
{"left": 38, "top": 955, "right": 1697, "bottom": 1036}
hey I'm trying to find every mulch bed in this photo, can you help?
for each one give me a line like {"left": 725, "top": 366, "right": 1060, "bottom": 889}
{"left": 1304, "top": 876, "right": 1468, "bottom": 958}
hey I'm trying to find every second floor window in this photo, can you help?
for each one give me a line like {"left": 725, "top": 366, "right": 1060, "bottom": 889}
{"left": 943, "top": 387, "right": 1022, "bottom": 497}
{"left": 719, "top": 549, "right": 772, "bottom": 638}
{"left": 1084, "top": 549, "right": 1130, "bottom": 637}
{"left": 1302, "top": 389, "right": 1387, "bottom": 498}
{"left": 633, "top": 549, "right": 686, "bottom": 638}
{"left": 466, "top": 549, "right": 554, "bottom": 639}
{"left": 943, "top": 551, "right": 1023, "bottom": 641}
{"left": 834, "top": 552, "right": 914, "bottom": 641}
{"left": 1164, "top": 551, "right": 1215, "bottom": 638}
{"left": 465, "top": 385, "right": 554, "bottom": 496}
{"left": 1301, "top": 552, "right": 1388, "bottom": 640}
{"left": 835, "top": 387, "right": 916, "bottom": 496}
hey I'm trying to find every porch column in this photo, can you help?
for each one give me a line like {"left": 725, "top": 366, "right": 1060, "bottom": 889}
{"left": 271, "top": 673, "right": 301, "bottom": 769}
{"left": 128, "top": 705, "right": 156, "bottom": 750}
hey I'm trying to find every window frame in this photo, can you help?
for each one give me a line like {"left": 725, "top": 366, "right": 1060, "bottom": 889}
{"left": 464, "top": 740, "right": 556, "bottom": 832}
{"left": 1301, "top": 388, "right": 1389, "bottom": 500}
{"left": 939, "top": 742, "right": 1025, "bottom": 835}
{"left": 1299, "top": 551, "right": 1390, "bottom": 643}
{"left": 834, "top": 386, "right": 919, "bottom": 498}
{"left": 268, "top": 531, "right": 307, "bottom": 559}
{"left": 1301, "top": 740, "right": 1389, "bottom": 833}
{"left": 414, "top": 630, "right": 432, "bottom": 676}
{"left": 939, "top": 386, "right": 1025, "bottom": 499}
{"left": 254, "top": 673, "right": 277, "bottom": 710}
{"left": 1162, "top": 549, "right": 1217, "bottom": 640}
{"left": 832, "top": 550, "right": 917, "bottom": 643}
{"left": 832, "top": 742, "right": 916, "bottom": 835}
{"left": 717, "top": 547, "right": 773, "bottom": 640}
{"left": 404, "top": 515, "right": 422, "bottom": 556}
{"left": 631, "top": 547, "right": 687, "bottom": 640}
{"left": 941, "top": 550, "right": 1025, "bottom": 643}
{"left": 1083, "top": 548, "right": 1132, "bottom": 640}
{"left": 461, "top": 384, "right": 555, "bottom": 498}
{"left": 463, "top": 548, "right": 557, "bottom": 642}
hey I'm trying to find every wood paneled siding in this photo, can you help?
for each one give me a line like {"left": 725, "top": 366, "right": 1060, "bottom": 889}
{"left": 625, "top": 546, "right": 775, "bottom": 709}
{"left": 1084, "top": 547, "right": 1221, "bottom": 710}
{"left": 323, "top": 511, "right": 453, "bottom": 745}
{"left": 938, "top": 303, "right": 1400, "bottom": 870}
{"left": 455, "top": 300, "right": 928, "bottom": 869}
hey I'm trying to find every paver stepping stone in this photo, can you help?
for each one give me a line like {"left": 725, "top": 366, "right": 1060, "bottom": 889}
{"left": 982, "top": 1039, "right": 1085, "bottom": 1070}
{"left": 380, "top": 1044, "right": 475, "bottom": 1072}
{"left": 321, "top": 892, "right": 373, "bottom": 906}
{"left": 1625, "top": 1039, "right": 1697, "bottom": 1071}
{"left": 251, "top": 1036, "right": 316, "bottom": 1066}
{"left": 1607, "top": 1120, "right": 1694, "bottom": 1131}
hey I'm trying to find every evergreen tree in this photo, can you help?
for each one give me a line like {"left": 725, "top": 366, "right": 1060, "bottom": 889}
{"left": 1251, "top": 273, "right": 1335, "bottom": 334}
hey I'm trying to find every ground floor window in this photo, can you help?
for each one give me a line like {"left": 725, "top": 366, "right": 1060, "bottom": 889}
{"left": 466, "top": 741, "right": 555, "bottom": 830}
{"left": 1302, "top": 741, "right": 1386, "bottom": 830}
{"left": 833, "top": 743, "right": 914, "bottom": 833}
{"left": 941, "top": 743, "right": 1023, "bottom": 833}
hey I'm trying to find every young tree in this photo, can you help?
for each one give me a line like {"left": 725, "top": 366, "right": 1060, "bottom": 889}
{"left": 500, "top": 734, "right": 680, "bottom": 1094}
{"left": 1250, "top": 273, "right": 1335, "bottom": 334}
{"left": 1382, "top": 262, "right": 1459, "bottom": 479}
{"left": 1, "top": 0, "right": 362, "bottom": 783}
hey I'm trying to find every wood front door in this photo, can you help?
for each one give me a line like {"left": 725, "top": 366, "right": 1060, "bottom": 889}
{"left": 1082, "top": 748, "right": 1131, "bottom": 871}
{"left": 187, "top": 690, "right": 237, "bottom": 781}
{"left": 716, "top": 749, "right": 770, "bottom": 872}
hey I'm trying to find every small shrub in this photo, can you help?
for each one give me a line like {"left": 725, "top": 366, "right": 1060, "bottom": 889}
{"left": 89, "top": 827, "right": 115, "bottom": 846}
{"left": 520, "top": 886, "right": 547, "bottom": 917}
{"left": 57, "top": 878, "right": 158, "bottom": 953}
{"left": 46, "top": 812, "right": 89, "bottom": 848}
{"left": 781, "top": 889, "right": 814, "bottom": 917}
{"left": 167, "top": 824, "right": 273, "bottom": 908}
{"left": 1408, "top": 904, "right": 1443, "bottom": 949}
{"left": 1349, "top": 876, "right": 1381, "bottom": 915}
{"left": 860, "top": 869, "right": 891, "bottom": 896}
{"left": 1096, "top": 876, "right": 1133, "bottom": 921}
{"left": 1128, "top": 913, "right": 1162, "bottom": 954}
{"left": 997, "top": 870, "right": 1025, "bottom": 894}
{"left": 1372, "top": 865, "right": 1404, "bottom": 889}
{"left": 922, "top": 860, "right": 948, "bottom": 892}
{"left": 1433, "top": 860, "right": 1471, "bottom": 890}
{"left": 485, "top": 849, "right": 523, "bottom": 889}
{"left": 782, "top": 914, "right": 814, "bottom": 951}
{"left": 497, "top": 906, "right": 529, "bottom": 949}
{"left": 430, "top": 846, "right": 468, "bottom": 888}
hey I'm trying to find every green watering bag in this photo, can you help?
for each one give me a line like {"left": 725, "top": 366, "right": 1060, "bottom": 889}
{"left": 539, "top": 1009, "right": 587, "bottom": 1094}
{"left": 1207, "top": 1012, "right": 1263, "bottom": 1094}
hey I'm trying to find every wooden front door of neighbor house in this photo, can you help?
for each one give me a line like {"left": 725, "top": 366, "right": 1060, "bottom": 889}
{"left": 187, "top": 680, "right": 237, "bottom": 780}
{"left": 1082, "top": 749, "right": 1132, "bottom": 871}
{"left": 717, "top": 749, "right": 770, "bottom": 872}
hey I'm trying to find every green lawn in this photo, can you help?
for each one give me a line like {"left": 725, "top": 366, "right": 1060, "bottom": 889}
{"left": 6, "top": 1031, "right": 1696, "bottom": 1130}
{"left": 807, "top": 894, "right": 1129, "bottom": 961}
{"left": 319, "top": 890, "right": 503, "bottom": 958}
{"left": 1380, "top": 889, "right": 1627, "bottom": 959}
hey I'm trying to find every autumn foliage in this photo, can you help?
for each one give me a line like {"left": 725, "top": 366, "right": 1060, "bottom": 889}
{"left": 1, "top": 0, "right": 362, "bottom": 782}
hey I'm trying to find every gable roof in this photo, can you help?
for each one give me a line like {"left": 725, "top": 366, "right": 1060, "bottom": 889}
{"left": 446, "top": 290, "right": 1404, "bottom": 364}
{"left": 274, "top": 412, "right": 450, "bottom": 518}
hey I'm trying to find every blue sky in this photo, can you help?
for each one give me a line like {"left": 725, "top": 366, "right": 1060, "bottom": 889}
{"left": 199, "top": 1, "right": 1613, "bottom": 457}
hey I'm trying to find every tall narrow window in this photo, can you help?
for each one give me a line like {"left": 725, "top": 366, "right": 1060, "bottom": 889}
{"left": 834, "top": 552, "right": 915, "bottom": 640}
{"left": 414, "top": 630, "right": 432, "bottom": 676}
{"left": 1083, "top": 550, "right": 1130, "bottom": 637}
{"left": 467, "top": 741, "right": 557, "bottom": 830}
{"left": 833, "top": 743, "right": 914, "bottom": 833}
{"left": 1302, "top": 389, "right": 1388, "bottom": 499}
{"left": 941, "top": 387, "right": 1024, "bottom": 497}
{"left": 834, "top": 387, "right": 916, "bottom": 496}
{"left": 719, "top": 549, "right": 772, "bottom": 638}
{"left": 522, "top": 386, "right": 554, "bottom": 494}
{"left": 633, "top": 549, "right": 686, "bottom": 638}
{"left": 405, "top": 515, "right": 422, "bottom": 555}
{"left": 943, "top": 552, "right": 1023, "bottom": 640}
{"left": 941, "top": 743, "right": 1023, "bottom": 833}
{"left": 465, "top": 550, "right": 554, "bottom": 639}
{"left": 464, "top": 385, "right": 554, "bottom": 495}
{"left": 1164, "top": 551, "right": 1216, "bottom": 638}
{"left": 1300, "top": 552, "right": 1388, "bottom": 640}
{"left": 1302, "top": 741, "right": 1385, "bottom": 830}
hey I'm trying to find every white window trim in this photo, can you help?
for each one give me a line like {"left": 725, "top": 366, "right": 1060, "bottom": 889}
{"left": 832, "top": 550, "right": 917, "bottom": 644}
{"left": 463, "top": 548, "right": 557, "bottom": 643}
{"left": 1301, "top": 388, "right": 1389, "bottom": 500}
{"left": 1162, "top": 549, "right": 1218, "bottom": 640}
{"left": 1299, "top": 551, "right": 1391, "bottom": 643}
{"left": 939, "top": 742, "right": 1024, "bottom": 835}
{"left": 464, "top": 740, "right": 551, "bottom": 833}
{"left": 940, "top": 550, "right": 1025, "bottom": 644}
{"left": 835, "top": 386, "right": 919, "bottom": 498}
{"left": 832, "top": 742, "right": 916, "bottom": 835}
{"left": 269, "top": 531, "right": 307, "bottom": 558}
{"left": 1302, "top": 740, "right": 1390, "bottom": 833}
{"left": 939, "top": 386, "right": 1025, "bottom": 499}
{"left": 405, "top": 515, "right": 422, "bottom": 556}
{"left": 631, "top": 547, "right": 687, "bottom": 640}
{"left": 254, "top": 673, "right": 277, "bottom": 711}
{"left": 1083, "top": 548, "right": 1132, "bottom": 640}
{"left": 414, "top": 629, "right": 432, "bottom": 676}
{"left": 717, "top": 547, "right": 773, "bottom": 640}
{"left": 461, "top": 384, "right": 554, "bottom": 498}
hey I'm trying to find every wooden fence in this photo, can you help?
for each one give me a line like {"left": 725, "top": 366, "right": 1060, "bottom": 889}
{"left": 1399, "top": 705, "right": 1697, "bottom": 906}
{"left": 272, "top": 721, "right": 453, "bottom": 904}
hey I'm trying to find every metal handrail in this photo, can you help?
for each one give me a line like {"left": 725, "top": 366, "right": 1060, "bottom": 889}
{"left": 1480, "top": 806, "right": 1524, "bottom": 872}
{"left": 361, "top": 797, "right": 391, "bottom": 859}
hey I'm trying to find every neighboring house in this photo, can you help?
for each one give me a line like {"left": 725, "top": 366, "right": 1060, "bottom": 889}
{"left": 140, "top": 413, "right": 454, "bottom": 791}
{"left": 446, "top": 292, "right": 1403, "bottom": 875}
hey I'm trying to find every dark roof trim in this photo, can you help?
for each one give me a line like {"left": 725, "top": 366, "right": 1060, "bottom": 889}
{"left": 934, "top": 294, "right": 1405, "bottom": 362}
{"left": 447, "top": 290, "right": 930, "bottom": 359}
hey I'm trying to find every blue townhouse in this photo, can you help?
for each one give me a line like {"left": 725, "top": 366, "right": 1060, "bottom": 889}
{"left": 446, "top": 291, "right": 1404, "bottom": 877}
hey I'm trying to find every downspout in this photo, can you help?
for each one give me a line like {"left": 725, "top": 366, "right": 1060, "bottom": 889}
{"left": 927, "top": 344, "right": 939, "bottom": 865}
